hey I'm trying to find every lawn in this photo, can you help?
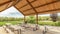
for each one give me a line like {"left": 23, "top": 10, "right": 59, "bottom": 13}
{"left": 38, "top": 21, "right": 60, "bottom": 26}
{"left": 0, "top": 21, "right": 21, "bottom": 26}
{"left": 39, "top": 21, "right": 57, "bottom": 26}
{"left": 0, "top": 21, "right": 60, "bottom": 26}
{"left": 28, "top": 21, "right": 60, "bottom": 26}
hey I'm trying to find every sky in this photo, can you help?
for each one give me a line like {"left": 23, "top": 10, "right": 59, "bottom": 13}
{"left": 0, "top": 6, "right": 24, "bottom": 18}
{"left": 0, "top": 6, "right": 60, "bottom": 18}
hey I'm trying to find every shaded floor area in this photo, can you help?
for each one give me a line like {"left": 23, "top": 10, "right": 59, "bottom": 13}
{"left": 0, "top": 25, "right": 60, "bottom": 34}
{"left": 0, "top": 27, "right": 8, "bottom": 34}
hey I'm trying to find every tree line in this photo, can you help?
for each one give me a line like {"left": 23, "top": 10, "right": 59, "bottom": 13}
{"left": 0, "top": 17, "right": 23, "bottom": 21}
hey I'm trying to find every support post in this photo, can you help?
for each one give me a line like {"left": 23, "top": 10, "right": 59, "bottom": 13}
{"left": 24, "top": 16, "right": 26, "bottom": 23}
{"left": 36, "top": 14, "right": 38, "bottom": 24}
{"left": 35, "top": 14, "right": 39, "bottom": 30}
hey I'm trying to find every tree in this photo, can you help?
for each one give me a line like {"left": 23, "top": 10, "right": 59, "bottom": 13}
{"left": 28, "top": 16, "right": 35, "bottom": 24}
{"left": 50, "top": 13, "right": 58, "bottom": 22}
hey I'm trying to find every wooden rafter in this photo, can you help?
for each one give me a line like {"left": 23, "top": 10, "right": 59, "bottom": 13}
{"left": 0, "top": 1, "right": 11, "bottom": 6}
{"left": 26, "top": 0, "right": 38, "bottom": 14}
{"left": 0, "top": 0, "right": 20, "bottom": 7}
{"left": 39, "top": 8, "right": 60, "bottom": 13}
{"left": 0, "top": 0, "right": 19, "bottom": 12}
{"left": 19, "top": 0, "right": 37, "bottom": 9}
{"left": 0, "top": 0, "right": 21, "bottom": 12}
{"left": 0, "top": 0, "right": 13, "bottom": 12}
{"left": 25, "top": 8, "right": 60, "bottom": 16}
{"left": 15, "top": 0, "right": 22, "bottom": 5}
{"left": 14, "top": 6, "right": 25, "bottom": 16}
{"left": 12, "top": 0, "right": 21, "bottom": 6}
{"left": 35, "top": 0, "right": 60, "bottom": 8}
{"left": 26, "top": 0, "right": 38, "bottom": 24}
{"left": 4, "top": 3, "right": 10, "bottom": 10}
{"left": 23, "top": 0, "right": 60, "bottom": 12}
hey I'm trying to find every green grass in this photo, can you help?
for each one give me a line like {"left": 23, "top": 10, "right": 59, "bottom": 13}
{"left": 0, "top": 22, "right": 6, "bottom": 26}
{"left": 38, "top": 21, "right": 59, "bottom": 26}
{"left": 0, "top": 21, "right": 21, "bottom": 26}
{"left": 0, "top": 21, "right": 60, "bottom": 26}
{"left": 28, "top": 21, "right": 60, "bottom": 26}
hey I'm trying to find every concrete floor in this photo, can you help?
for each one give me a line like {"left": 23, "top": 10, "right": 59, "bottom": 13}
{"left": 0, "top": 27, "right": 8, "bottom": 34}
{"left": 0, "top": 25, "right": 60, "bottom": 34}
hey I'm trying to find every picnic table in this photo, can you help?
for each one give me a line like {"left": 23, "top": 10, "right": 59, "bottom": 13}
{"left": 8, "top": 25, "right": 24, "bottom": 34}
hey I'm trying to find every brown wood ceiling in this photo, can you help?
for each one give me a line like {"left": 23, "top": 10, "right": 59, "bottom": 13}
{"left": 0, "top": 0, "right": 60, "bottom": 16}
{"left": 15, "top": 0, "right": 60, "bottom": 16}
{"left": 0, "top": 0, "right": 19, "bottom": 12}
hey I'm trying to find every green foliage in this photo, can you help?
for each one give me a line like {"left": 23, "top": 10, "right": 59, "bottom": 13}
{"left": 38, "top": 21, "right": 60, "bottom": 26}
{"left": 0, "top": 17, "right": 23, "bottom": 26}
{"left": 0, "top": 22, "right": 6, "bottom": 26}
{"left": 0, "top": 21, "right": 21, "bottom": 26}
{"left": 50, "top": 13, "right": 58, "bottom": 22}
{"left": 27, "top": 19, "right": 35, "bottom": 24}
{"left": 38, "top": 21, "right": 58, "bottom": 26}
{"left": 38, "top": 16, "right": 51, "bottom": 21}
{"left": 27, "top": 16, "right": 36, "bottom": 24}
{"left": 25, "top": 16, "right": 60, "bottom": 26}
{"left": 56, "top": 21, "right": 60, "bottom": 26}
{"left": 0, "top": 17, "right": 23, "bottom": 21}
{"left": 0, "top": 16, "right": 60, "bottom": 26}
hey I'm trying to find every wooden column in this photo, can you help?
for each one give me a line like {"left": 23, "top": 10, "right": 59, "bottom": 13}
{"left": 35, "top": 14, "right": 39, "bottom": 30}
{"left": 36, "top": 14, "right": 38, "bottom": 24}
{"left": 26, "top": 0, "right": 38, "bottom": 24}
{"left": 24, "top": 16, "right": 26, "bottom": 23}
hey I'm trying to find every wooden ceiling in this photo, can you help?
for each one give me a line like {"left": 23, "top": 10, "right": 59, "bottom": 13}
{"left": 0, "top": 0, "right": 60, "bottom": 16}
{"left": 0, "top": 0, "right": 19, "bottom": 12}
{"left": 15, "top": 0, "right": 60, "bottom": 16}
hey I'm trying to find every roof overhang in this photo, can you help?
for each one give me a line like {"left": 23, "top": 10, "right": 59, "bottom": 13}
{"left": 14, "top": 0, "right": 60, "bottom": 16}
{"left": 0, "top": 0, "right": 60, "bottom": 16}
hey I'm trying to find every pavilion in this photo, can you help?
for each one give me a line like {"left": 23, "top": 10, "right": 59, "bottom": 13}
{"left": 0, "top": 0, "right": 60, "bottom": 27}
{"left": 0, "top": 0, "right": 60, "bottom": 34}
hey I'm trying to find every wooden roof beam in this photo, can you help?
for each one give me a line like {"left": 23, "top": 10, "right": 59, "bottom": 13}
{"left": 25, "top": 8, "right": 60, "bottom": 16}
{"left": 26, "top": 0, "right": 38, "bottom": 14}
{"left": 12, "top": 0, "right": 21, "bottom": 6}
{"left": 23, "top": 0, "right": 60, "bottom": 12}
{"left": 0, "top": 0, "right": 21, "bottom": 12}
{"left": 14, "top": 6, "right": 25, "bottom": 16}
{"left": 19, "top": 0, "right": 37, "bottom": 9}
{"left": 0, "top": 0, "right": 14, "bottom": 12}
{"left": 0, "top": 0, "right": 20, "bottom": 6}
{"left": 0, "top": 0, "right": 14, "bottom": 6}
{"left": 35, "top": 0, "right": 60, "bottom": 8}
{"left": 38, "top": 8, "right": 60, "bottom": 13}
